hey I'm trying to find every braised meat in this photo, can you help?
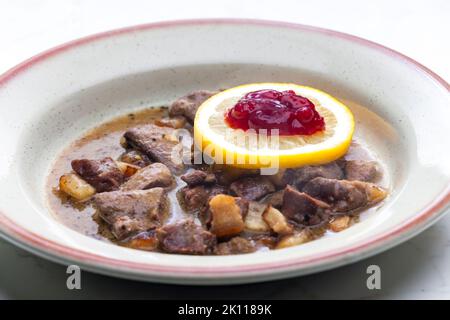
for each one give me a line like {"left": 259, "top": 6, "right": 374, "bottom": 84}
{"left": 214, "top": 237, "right": 256, "bottom": 255}
{"left": 214, "top": 166, "right": 259, "bottom": 185}
{"left": 344, "top": 160, "right": 379, "bottom": 182}
{"left": 281, "top": 185, "right": 331, "bottom": 226}
{"left": 230, "top": 176, "right": 275, "bottom": 201}
{"left": 178, "top": 184, "right": 227, "bottom": 212}
{"left": 71, "top": 157, "right": 124, "bottom": 192}
{"left": 303, "top": 177, "right": 387, "bottom": 212}
{"left": 169, "top": 90, "right": 218, "bottom": 123}
{"left": 181, "top": 170, "right": 216, "bottom": 186}
{"left": 123, "top": 124, "right": 185, "bottom": 174}
{"left": 290, "top": 162, "right": 344, "bottom": 189}
{"left": 121, "top": 163, "right": 174, "bottom": 191}
{"left": 119, "top": 150, "right": 151, "bottom": 168}
{"left": 93, "top": 187, "right": 168, "bottom": 239}
{"left": 261, "top": 190, "right": 284, "bottom": 208}
{"left": 157, "top": 219, "right": 217, "bottom": 255}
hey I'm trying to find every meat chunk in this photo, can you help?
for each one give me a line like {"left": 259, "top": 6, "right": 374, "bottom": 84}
{"left": 178, "top": 184, "right": 227, "bottom": 212}
{"left": 290, "top": 162, "right": 344, "bottom": 189}
{"left": 121, "top": 163, "right": 174, "bottom": 191}
{"left": 71, "top": 157, "right": 124, "bottom": 192}
{"left": 302, "top": 177, "right": 387, "bottom": 212}
{"left": 230, "top": 176, "right": 275, "bottom": 201}
{"left": 214, "top": 237, "right": 256, "bottom": 255}
{"left": 344, "top": 160, "right": 379, "bottom": 182}
{"left": 214, "top": 166, "right": 259, "bottom": 185}
{"left": 169, "top": 90, "right": 218, "bottom": 123}
{"left": 281, "top": 185, "right": 331, "bottom": 226}
{"left": 93, "top": 188, "right": 168, "bottom": 240}
{"left": 157, "top": 220, "right": 217, "bottom": 255}
{"left": 261, "top": 190, "right": 284, "bottom": 208}
{"left": 110, "top": 216, "right": 144, "bottom": 240}
{"left": 179, "top": 185, "right": 210, "bottom": 212}
{"left": 267, "top": 168, "right": 288, "bottom": 188}
{"left": 119, "top": 150, "right": 151, "bottom": 168}
{"left": 181, "top": 170, "right": 216, "bottom": 186}
{"left": 208, "top": 194, "right": 246, "bottom": 238}
{"left": 123, "top": 124, "right": 185, "bottom": 174}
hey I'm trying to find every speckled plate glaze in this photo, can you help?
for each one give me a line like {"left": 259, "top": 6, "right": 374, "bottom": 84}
{"left": 0, "top": 19, "right": 449, "bottom": 285}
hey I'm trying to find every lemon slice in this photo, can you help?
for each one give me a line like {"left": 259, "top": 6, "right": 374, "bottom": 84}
{"left": 194, "top": 83, "right": 354, "bottom": 169}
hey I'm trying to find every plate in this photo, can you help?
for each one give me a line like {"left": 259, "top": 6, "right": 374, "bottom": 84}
{"left": 0, "top": 19, "right": 449, "bottom": 285}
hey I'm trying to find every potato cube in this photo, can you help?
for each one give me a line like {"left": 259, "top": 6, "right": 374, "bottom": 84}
{"left": 115, "top": 160, "right": 139, "bottom": 177}
{"left": 155, "top": 116, "right": 187, "bottom": 129}
{"left": 209, "top": 194, "right": 245, "bottom": 238}
{"left": 276, "top": 230, "right": 312, "bottom": 249}
{"left": 262, "top": 206, "right": 293, "bottom": 235}
{"left": 245, "top": 201, "right": 270, "bottom": 232}
{"left": 329, "top": 215, "right": 351, "bottom": 232}
{"left": 59, "top": 173, "right": 96, "bottom": 201}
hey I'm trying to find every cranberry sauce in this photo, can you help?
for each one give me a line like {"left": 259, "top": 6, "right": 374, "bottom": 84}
{"left": 224, "top": 89, "right": 325, "bottom": 135}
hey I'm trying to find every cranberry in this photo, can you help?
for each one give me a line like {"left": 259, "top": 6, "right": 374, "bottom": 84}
{"left": 224, "top": 89, "right": 325, "bottom": 135}
{"left": 295, "top": 106, "right": 315, "bottom": 123}
{"left": 248, "top": 108, "right": 291, "bottom": 131}
{"left": 231, "top": 99, "right": 256, "bottom": 119}
{"left": 279, "top": 93, "right": 314, "bottom": 109}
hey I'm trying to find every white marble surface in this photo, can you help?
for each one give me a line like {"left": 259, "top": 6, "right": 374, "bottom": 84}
{"left": 0, "top": 0, "right": 449, "bottom": 299}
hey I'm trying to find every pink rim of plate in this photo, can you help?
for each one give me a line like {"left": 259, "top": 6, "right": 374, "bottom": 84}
{"left": 0, "top": 19, "right": 449, "bottom": 278}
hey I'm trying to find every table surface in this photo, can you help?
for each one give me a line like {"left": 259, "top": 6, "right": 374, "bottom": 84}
{"left": 0, "top": 0, "right": 449, "bottom": 299}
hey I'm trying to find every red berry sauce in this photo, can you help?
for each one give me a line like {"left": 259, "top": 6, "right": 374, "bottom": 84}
{"left": 224, "top": 89, "right": 325, "bottom": 135}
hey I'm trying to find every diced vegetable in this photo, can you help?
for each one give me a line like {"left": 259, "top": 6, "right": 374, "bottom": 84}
{"left": 119, "top": 136, "right": 128, "bottom": 148}
{"left": 115, "top": 161, "right": 139, "bottom": 177}
{"left": 59, "top": 173, "right": 96, "bottom": 201}
{"left": 276, "top": 230, "right": 312, "bottom": 249}
{"left": 209, "top": 194, "right": 245, "bottom": 238}
{"left": 126, "top": 232, "right": 159, "bottom": 251}
{"left": 155, "top": 116, "right": 187, "bottom": 129}
{"left": 244, "top": 201, "right": 270, "bottom": 232}
{"left": 262, "top": 206, "right": 293, "bottom": 235}
{"left": 365, "top": 184, "right": 388, "bottom": 204}
{"left": 329, "top": 215, "right": 351, "bottom": 232}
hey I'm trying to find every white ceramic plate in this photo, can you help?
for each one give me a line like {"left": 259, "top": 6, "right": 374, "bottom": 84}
{"left": 0, "top": 19, "right": 449, "bottom": 285}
